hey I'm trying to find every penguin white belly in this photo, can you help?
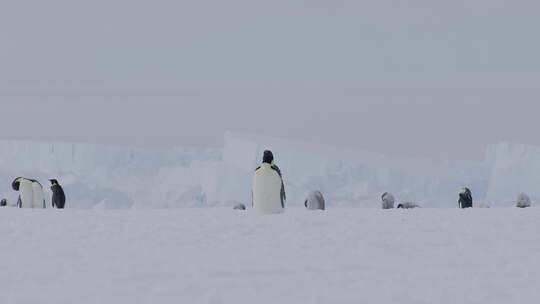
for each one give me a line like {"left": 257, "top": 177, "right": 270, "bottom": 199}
{"left": 381, "top": 192, "right": 395, "bottom": 209}
{"left": 306, "top": 191, "right": 325, "bottom": 210}
{"left": 31, "top": 182, "right": 45, "bottom": 208}
{"left": 252, "top": 165, "right": 284, "bottom": 214}
{"left": 19, "top": 179, "right": 34, "bottom": 208}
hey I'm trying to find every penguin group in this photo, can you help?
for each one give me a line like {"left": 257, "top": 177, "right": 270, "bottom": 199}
{"left": 2, "top": 150, "right": 533, "bottom": 212}
{"left": 381, "top": 193, "right": 420, "bottom": 209}
{"left": 241, "top": 149, "right": 536, "bottom": 213}
{"left": 248, "top": 150, "right": 329, "bottom": 214}
{"left": 4, "top": 177, "right": 66, "bottom": 209}
{"left": 380, "top": 189, "right": 535, "bottom": 210}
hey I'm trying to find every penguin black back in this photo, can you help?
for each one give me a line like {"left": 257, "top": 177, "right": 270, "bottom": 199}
{"left": 458, "top": 188, "right": 473, "bottom": 209}
{"left": 49, "top": 179, "right": 66, "bottom": 209}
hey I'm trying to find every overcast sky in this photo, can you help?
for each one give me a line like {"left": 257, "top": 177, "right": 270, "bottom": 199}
{"left": 1, "top": 0, "right": 539, "bottom": 160}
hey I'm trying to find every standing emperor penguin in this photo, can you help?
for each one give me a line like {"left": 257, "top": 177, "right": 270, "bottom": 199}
{"left": 458, "top": 188, "right": 473, "bottom": 209}
{"left": 381, "top": 192, "right": 395, "bottom": 209}
{"left": 49, "top": 179, "right": 66, "bottom": 209}
{"left": 252, "top": 150, "right": 286, "bottom": 214}
{"left": 12, "top": 177, "right": 46, "bottom": 209}
{"left": 305, "top": 191, "right": 325, "bottom": 210}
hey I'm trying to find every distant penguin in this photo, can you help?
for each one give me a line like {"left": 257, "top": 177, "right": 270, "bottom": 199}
{"left": 12, "top": 177, "right": 46, "bottom": 209}
{"left": 0, "top": 199, "right": 7, "bottom": 207}
{"left": 516, "top": 193, "right": 531, "bottom": 208}
{"left": 304, "top": 191, "right": 325, "bottom": 210}
{"left": 252, "top": 150, "right": 286, "bottom": 214}
{"left": 397, "top": 202, "right": 419, "bottom": 209}
{"left": 49, "top": 179, "right": 66, "bottom": 209}
{"left": 233, "top": 203, "right": 246, "bottom": 210}
{"left": 381, "top": 192, "right": 395, "bottom": 209}
{"left": 458, "top": 188, "right": 473, "bottom": 209}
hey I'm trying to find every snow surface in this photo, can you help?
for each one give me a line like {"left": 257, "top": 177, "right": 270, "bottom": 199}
{"left": 1, "top": 208, "right": 539, "bottom": 303}
{"left": 1, "top": 133, "right": 540, "bottom": 208}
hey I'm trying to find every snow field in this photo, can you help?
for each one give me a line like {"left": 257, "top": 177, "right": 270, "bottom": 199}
{"left": 0, "top": 207, "right": 539, "bottom": 303}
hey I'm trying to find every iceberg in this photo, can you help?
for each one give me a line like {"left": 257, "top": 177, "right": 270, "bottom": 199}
{"left": 0, "top": 135, "right": 536, "bottom": 209}
{"left": 0, "top": 140, "right": 221, "bottom": 209}
{"left": 484, "top": 142, "right": 540, "bottom": 206}
{"left": 220, "top": 131, "right": 490, "bottom": 208}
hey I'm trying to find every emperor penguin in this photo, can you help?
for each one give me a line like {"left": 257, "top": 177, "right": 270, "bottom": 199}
{"left": 252, "top": 150, "right": 286, "bottom": 214}
{"left": 381, "top": 192, "right": 395, "bottom": 209}
{"left": 305, "top": 191, "right": 325, "bottom": 210}
{"left": 458, "top": 188, "right": 473, "bottom": 209}
{"left": 233, "top": 203, "right": 246, "bottom": 210}
{"left": 0, "top": 199, "right": 7, "bottom": 207}
{"left": 397, "top": 202, "right": 419, "bottom": 209}
{"left": 49, "top": 179, "right": 66, "bottom": 209}
{"left": 516, "top": 193, "right": 531, "bottom": 208}
{"left": 12, "top": 177, "right": 46, "bottom": 209}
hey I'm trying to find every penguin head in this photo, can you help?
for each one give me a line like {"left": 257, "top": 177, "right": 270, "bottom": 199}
{"left": 262, "top": 150, "right": 274, "bottom": 164}
{"left": 49, "top": 179, "right": 59, "bottom": 185}
{"left": 397, "top": 203, "right": 404, "bottom": 209}
{"left": 11, "top": 177, "right": 22, "bottom": 191}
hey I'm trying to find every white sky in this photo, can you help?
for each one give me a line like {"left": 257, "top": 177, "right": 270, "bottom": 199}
{"left": 1, "top": 0, "right": 539, "bottom": 160}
